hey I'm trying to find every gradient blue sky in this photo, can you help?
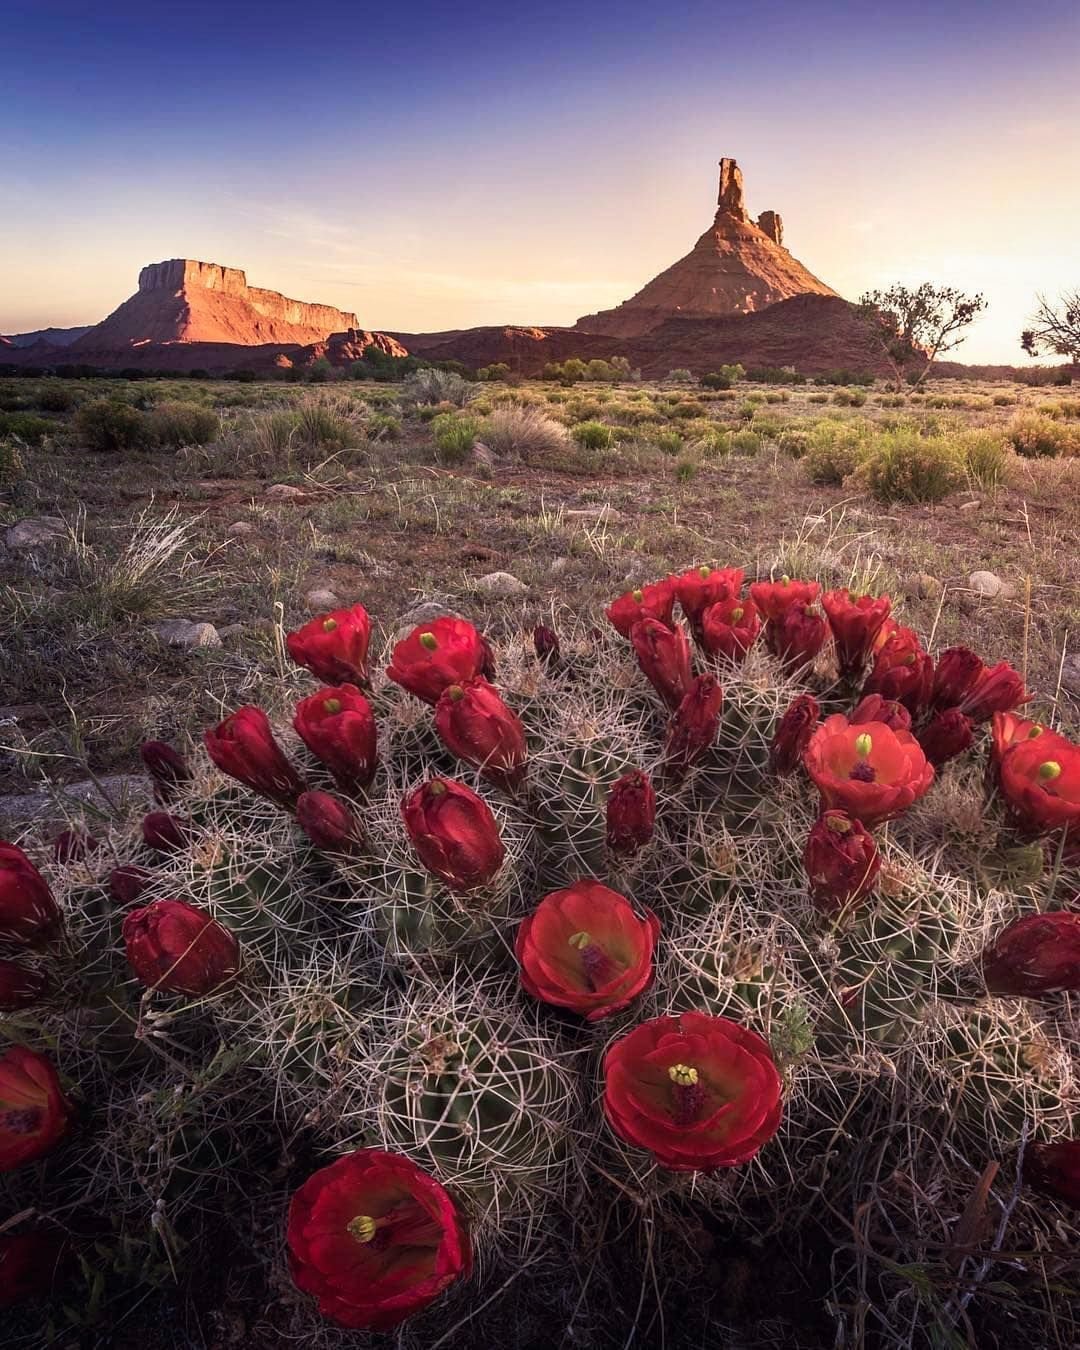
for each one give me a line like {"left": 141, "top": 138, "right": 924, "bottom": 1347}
{"left": 2, "top": 0, "right": 1078, "bottom": 361}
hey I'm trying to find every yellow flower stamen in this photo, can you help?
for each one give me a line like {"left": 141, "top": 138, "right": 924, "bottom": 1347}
{"left": 428, "top": 780, "right": 447, "bottom": 796}
{"left": 1038, "top": 761, "right": 1062, "bottom": 782}
{"left": 567, "top": 931, "right": 591, "bottom": 949}
{"left": 668, "top": 1063, "right": 699, "bottom": 1086}
{"left": 323, "top": 698, "right": 342, "bottom": 714}
{"left": 447, "top": 685, "right": 465, "bottom": 702}
{"left": 731, "top": 607, "right": 744, "bottom": 622}
{"left": 419, "top": 632, "right": 439, "bottom": 651}
{"left": 854, "top": 733, "right": 873, "bottom": 758}
{"left": 347, "top": 1215, "right": 377, "bottom": 1243}
{"left": 632, "top": 588, "right": 644, "bottom": 603}
{"left": 697, "top": 565, "right": 712, "bottom": 580}
{"left": 322, "top": 618, "right": 338, "bottom": 633}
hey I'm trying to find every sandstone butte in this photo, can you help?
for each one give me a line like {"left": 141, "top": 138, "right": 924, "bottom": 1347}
{"left": 574, "top": 157, "right": 836, "bottom": 337}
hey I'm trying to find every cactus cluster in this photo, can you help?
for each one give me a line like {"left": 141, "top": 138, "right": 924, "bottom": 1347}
{"left": 2, "top": 572, "right": 1078, "bottom": 1347}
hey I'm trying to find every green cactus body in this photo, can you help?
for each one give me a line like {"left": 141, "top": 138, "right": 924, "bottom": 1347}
{"left": 363, "top": 863, "right": 515, "bottom": 967}
{"left": 534, "top": 737, "right": 632, "bottom": 883}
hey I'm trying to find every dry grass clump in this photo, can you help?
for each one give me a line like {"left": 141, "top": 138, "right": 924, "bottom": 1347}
{"left": 1007, "top": 411, "right": 1080, "bottom": 458}
{"left": 478, "top": 405, "right": 569, "bottom": 461}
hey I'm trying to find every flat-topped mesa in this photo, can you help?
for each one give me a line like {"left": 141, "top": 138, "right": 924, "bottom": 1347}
{"left": 576, "top": 156, "right": 834, "bottom": 338}
{"left": 74, "top": 258, "right": 360, "bottom": 350}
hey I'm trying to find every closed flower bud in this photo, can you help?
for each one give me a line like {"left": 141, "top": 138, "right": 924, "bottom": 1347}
{"left": 0, "top": 842, "right": 62, "bottom": 947}
{"left": 957, "top": 661, "right": 1030, "bottom": 724}
{"left": 51, "top": 829, "right": 98, "bottom": 864}
{"left": 0, "top": 1228, "right": 68, "bottom": 1308}
{"left": 139, "top": 740, "right": 192, "bottom": 805}
{"left": 400, "top": 778, "right": 505, "bottom": 892}
{"left": 532, "top": 625, "right": 560, "bottom": 665}
{"left": 663, "top": 674, "right": 723, "bottom": 779}
{"left": 850, "top": 694, "right": 912, "bottom": 732}
{"left": 296, "top": 790, "right": 364, "bottom": 854}
{"left": 0, "top": 961, "right": 48, "bottom": 1011}
{"left": 764, "top": 603, "right": 828, "bottom": 673}
{"left": 204, "top": 706, "right": 305, "bottom": 807}
{"left": 1023, "top": 1138, "right": 1080, "bottom": 1209}
{"left": 917, "top": 709, "right": 974, "bottom": 767}
{"left": 286, "top": 603, "right": 372, "bottom": 686}
{"left": 141, "top": 811, "right": 190, "bottom": 853}
{"left": 769, "top": 694, "right": 821, "bottom": 775}
{"left": 862, "top": 627, "right": 934, "bottom": 714}
{"left": 434, "top": 679, "right": 527, "bottom": 791}
{"left": 387, "top": 617, "right": 493, "bottom": 704}
{"left": 108, "top": 865, "right": 153, "bottom": 905}
{"left": 802, "top": 811, "right": 881, "bottom": 914}
{"left": 606, "top": 770, "right": 656, "bottom": 857}
{"left": 293, "top": 684, "right": 378, "bottom": 792}
{"left": 630, "top": 617, "right": 694, "bottom": 710}
{"left": 931, "top": 646, "right": 984, "bottom": 711}
{"left": 980, "top": 910, "right": 1080, "bottom": 997}
{"left": 0, "top": 1047, "right": 71, "bottom": 1172}
{"left": 122, "top": 898, "right": 240, "bottom": 996}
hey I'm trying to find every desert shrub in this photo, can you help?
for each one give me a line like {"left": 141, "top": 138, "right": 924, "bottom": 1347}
{"left": 959, "top": 430, "right": 1008, "bottom": 490}
{"left": 365, "top": 412, "right": 402, "bottom": 441}
{"left": 33, "top": 383, "right": 80, "bottom": 413}
{"left": 730, "top": 429, "right": 762, "bottom": 456}
{"left": 688, "top": 426, "right": 730, "bottom": 458}
{"left": 146, "top": 401, "right": 220, "bottom": 448}
{"left": 674, "top": 453, "right": 698, "bottom": 481}
{"left": 1007, "top": 412, "right": 1080, "bottom": 458}
{"left": 295, "top": 396, "right": 362, "bottom": 450}
{"left": 570, "top": 419, "right": 613, "bottom": 449}
{"left": 15, "top": 583, "right": 1076, "bottom": 1345}
{"left": 808, "top": 392, "right": 829, "bottom": 404}
{"left": 479, "top": 406, "right": 568, "bottom": 460}
{"left": 858, "top": 429, "right": 963, "bottom": 502}
{"left": 744, "top": 366, "right": 806, "bottom": 385}
{"left": 404, "top": 367, "right": 475, "bottom": 406}
{"left": 992, "top": 392, "right": 1016, "bottom": 406}
{"left": 813, "top": 368, "right": 875, "bottom": 387}
{"left": 700, "top": 364, "right": 745, "bottom": 390}
{"left": 0, "top": 437, "right": 25, "bottom": 486}
{"left": 666, "top": 368, "right": 694, "bottom": 384}
{"left": 779, "top": 427, "right": 812, "bottom": 458}
{"left": 0, "top": 410, "right": 53, "bottom": 445}
{"left": 73, "top": 398, "right": 152, "bottom": 451}
{"left": 832, "top": 388, "right": 868, "bottom": 407}
{"left": 803, "top": 426, "right": 865, "bottom": 485}
{"left": 250, "top": 410, "right": 301, "bottom": 457}
{"left": 542, "top": 358, "right": 587, "bottom": 385}
{"left": 653, "top": 429, "right": 684, "bottom": 457}
{"left": 477, "top": 362, "right": 511, "bottom": 381}
{"left": 432, "top": 412, "right": 480, "bottom": 463}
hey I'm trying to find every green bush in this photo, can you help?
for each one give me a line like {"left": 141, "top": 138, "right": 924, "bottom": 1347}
{"left": 432, "top": 412, "right": 479, "bottom": 464}
{"left": 74, "top": 398, "right": 152, "bottom": 452}
{"left": 858, "top": 430, "right": 963, "bottom": 503}
{"left": 808, "top": 392, "right": 829, "bottom": 404}
{"left": 0, "top": 411, "right": 53, "bottom": 445}
{"left": 653, "top": 429, "right": 684, "bottom": 456}
{"left": 959, "top": 430, "right": 1008, "bottom": 490}
{"left": 730, "top": 429, "right": 762, "bottom": 456}
{"left": 570, "top": 420, "right": 613, "bottom": 450}
{"left": 1007, "top": 412, "right": 1080, "bottom": 458}
{"left": 33, "top": 383, "right": 80, "bottom": 413}
{"left": 802, "top": 421, "right": 868, "bottom": 484}
{"left": 478, "top": 363, "right": 511, "bottom": 382}
{"left": 832, "top": 388, "right": 868, "bottom": 407}
{"left": 147, "top": 401, "right": 220, "bottom": 448}
{"left": 296, "top": 398, "right": 362, "bottom": 450}
{"left": 366, "top": 413, "right": 402, "bottom": 442}
{"left": 700, "top": 364, "right": 745, "bottom": 390}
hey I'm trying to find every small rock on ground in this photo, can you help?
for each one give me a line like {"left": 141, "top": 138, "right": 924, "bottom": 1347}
{"left": 305, "top": 587, "right": 341, "bottom": 612}
{"left": 472, "top": 571, "right": 527, "bottom": 597}
{"left": 958, "top": 499, "right": 981, "bottom": 513}
{"left": 969, "top": 570, "right": 1015, "bottom": 600}
{"left": 4, "top": 517, "right": 67, "bottom": 550}
{"left": 153, "top": 619, "right": 223, "bottom": 648}
{"left": 902, "top": 572, "right": 943, "bottom": 600}
{"left": 0, "top": 774, "right": 150, "bottom": 826}
{"left": 265, "top": 484, "right": 306, "bottom": 501}
{"left": 229, "top": 521, "right": 255, "bottom": 535}
{"left": 394, "top": 596, "right": 463, "bottom": 642}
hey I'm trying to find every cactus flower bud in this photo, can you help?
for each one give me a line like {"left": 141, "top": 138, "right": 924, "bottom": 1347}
{"left": 748, "top": 576, "right": 821, "bottom": 622}
{"left": 850, "top": 694, "right": 912, "bottom": 732}
{"left": 663, "top": 674, "right": 723, "bottom": 779}
{"left": 204, "top": 706, "right": 305, "bottom": 808}
{"left": 980, "top": 911, "right": 1080, "bottom": 996}
{"left": 0, "top": 1228, "right": 69, "bottom": 1307}
{"left": 1023, "top": 1138, "right": 1080, "bottom": 1209}
{"left": 605, "top": 578, "right": 676, "bottom": 639}
{"left": 763, "top": 602, "right": 828, "bottom": 673}
{"left": 296, "top": 790, "right": 364, "bottom": 854}
{"left": 821, "top": 589, "right": 892, "bottom": 679}
{"left": 673, "top": 565, "right": 744, "bottom": 645}
{"left": 916, "top": 709, "right": 975, "bottom": 767}
{"left": 293, "top": 684, "right": 378, "bottom": 792}
{"left": 286, "top": 603, "right": 372, "bottom": 685}
{"left": 0, "top": 960, "right": 48, "bottom": 1011}
{"left": 434, "top": 678, "right": 527, "bottom": 791}
{"left": 140, "top": 811, "right": 190, "bottom": 853}
{"left": 51, "top": 829, "right": 98, "bottom": 864}
{"left": 802, "top": 810, "right": 881, "bottom": 913}
{"left": 387, "top": 617, "right": 494, "bottom": 704}
{"left": 862, "top": 627, "right": 934, "bottom": 714}
{"left": 532, "top": 625, "right": 560, "bottom": 665}
{"left": 769, "top": 694, "right": 821, "bottom": 775}
{"left": 0, "top": 842, "right": 62, "bottom": 947}
{"left": 400, "top": 778, "right": 505, "bottom": 892}
{"left": 139, "top": 740, "right": 192, "bottom": 805}
{"left": 122, "top": 898, "right": 240, "bottom": 995}
{"left": 930, "top": 646, "right": 985, "bottom": 712}
{"left": 108, "top": 865, "right": 153, "bottom": 905}
{"left": 630, "top": 617, "right": 694, "bottom": 710}
{"left": 606, "top": 769, "right": 656, "bottom": 857}
{"left": 0, "top": 1046, "right": 71, "bottom": 1172}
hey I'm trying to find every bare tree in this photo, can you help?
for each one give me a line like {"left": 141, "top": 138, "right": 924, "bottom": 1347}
{"left": 1021, "top": 290, "right": 1080, "bottom": 362}
{"left": 857, "top": 283, "right": 987, "bottom": 390}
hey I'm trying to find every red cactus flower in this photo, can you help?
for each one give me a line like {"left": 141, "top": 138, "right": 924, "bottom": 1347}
{"left": 917, "top": 709, "right": 975, "bottom": 767}
{"left": 0, "top": 843, "right": 62, "bottom": 947}
{"left": 108, "top": 865, "right": 152, "bottom": 905}
{"left": 997, "top": 729, "right": 1080, "bottom": 838}
{"left": 533, "top": 625, "right": 560, "bottom": 665}
{"left": 930, "top": 646, "right": 985, "bottom": 712}
{"left": 748, "top": 576, "right": 820, "bottom": 622}
{"left": 804, "top": 713, "right": 935, "bottom": 826}
{"left": 862, "top": 626, "right": 934, "bottom": 714}
{"left": 141, "top": 811, "right": 189, "bottom": 853}
{"left": 205, "top": 706, "right": 305, "bottom": 808}
{"left": 286, "top": 603, "right": 372, "bottom": 686}
{"left": 764, "top": 603, "right": 828, "bottom": 673}
{"left": 770, "top": 694, "right": 821, "bottom": 775}
{"left": 139, "top": 740, "right": 192, "bottom": 805}
{"left": 387, "top": 616, "right": 493, "bottom": 704}
{"left": 850, "top": 694, "right": 912, "bottom": 732}
{"left": 0, "top": 961, "right": 47, "bottom": 1011}
{"left": 51, "top": 828, "right": 98, "bottom": 864}
{"left": 401, "top": 778, "right": 505, "bottom": 892}
{"left": 631, "top": 617, "right": 694, "bottom": 710}
{"left": 516, "top": 881, "right": 660, "bottom": 1021}
{"left": 980, "top": 911, "right": 1080, "bottom": 996}
{"left": 957, "top": 661, "right": 1030, "bottom": 724}
{"left": 297, "top": 790, "right": 364, "bottom": 854}
{"left": 287, "top": 1148, "right": 471, "bottom": 1331}
{"left": 606, "top": 770, "right": 656, "bottom": 857}
{"left": 122, "top": 898, "right": 239, "bottom": 996}
{"left": 700, "top": 595, "right": 761, "bottom": 663}
{"left": 674, "top": 565, "right": 744, "bottom": 642}
{"left": 0, "top": 1229, "right": 68, "bottom": 1309}
{"left": 1023, "top": 1139, "right": 1080, "bottom": 1209}
{"left": 605, "top": 578, "right": 676, "bottom": 639}
{"left": 821, "top": 589, "right": 892, "bottom": 679}
{"left": 294, "top": 684, "right": 378, "bottom": 792}
{"left": 434, "top": 679, "right": 527, "bottom": 790}
{"left": 803, "top": 811, "right": 881, "bottom": 913}
{"left": 0, "top": 1047, "right": 71, "bottom": 1172}
{"left": 602, "top": 1012, "right": 783, "bottom": 1171}
{"left": 663, "top": 674, "right": 723, "bottom": 779}
{"left": 991, "top": 711, "right": 1047, "bottom": 764}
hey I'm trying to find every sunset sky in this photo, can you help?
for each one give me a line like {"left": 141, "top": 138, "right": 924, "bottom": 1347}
{"left": 2, "top": 0, "right": 1078, "bottom": 362}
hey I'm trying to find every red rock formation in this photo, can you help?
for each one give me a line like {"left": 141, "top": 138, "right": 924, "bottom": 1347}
{"left": 71, "top": 260, "right": 360, "bottom": 352}
{"left": 575, "top": 158, "right": 835, "bottom": 338}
